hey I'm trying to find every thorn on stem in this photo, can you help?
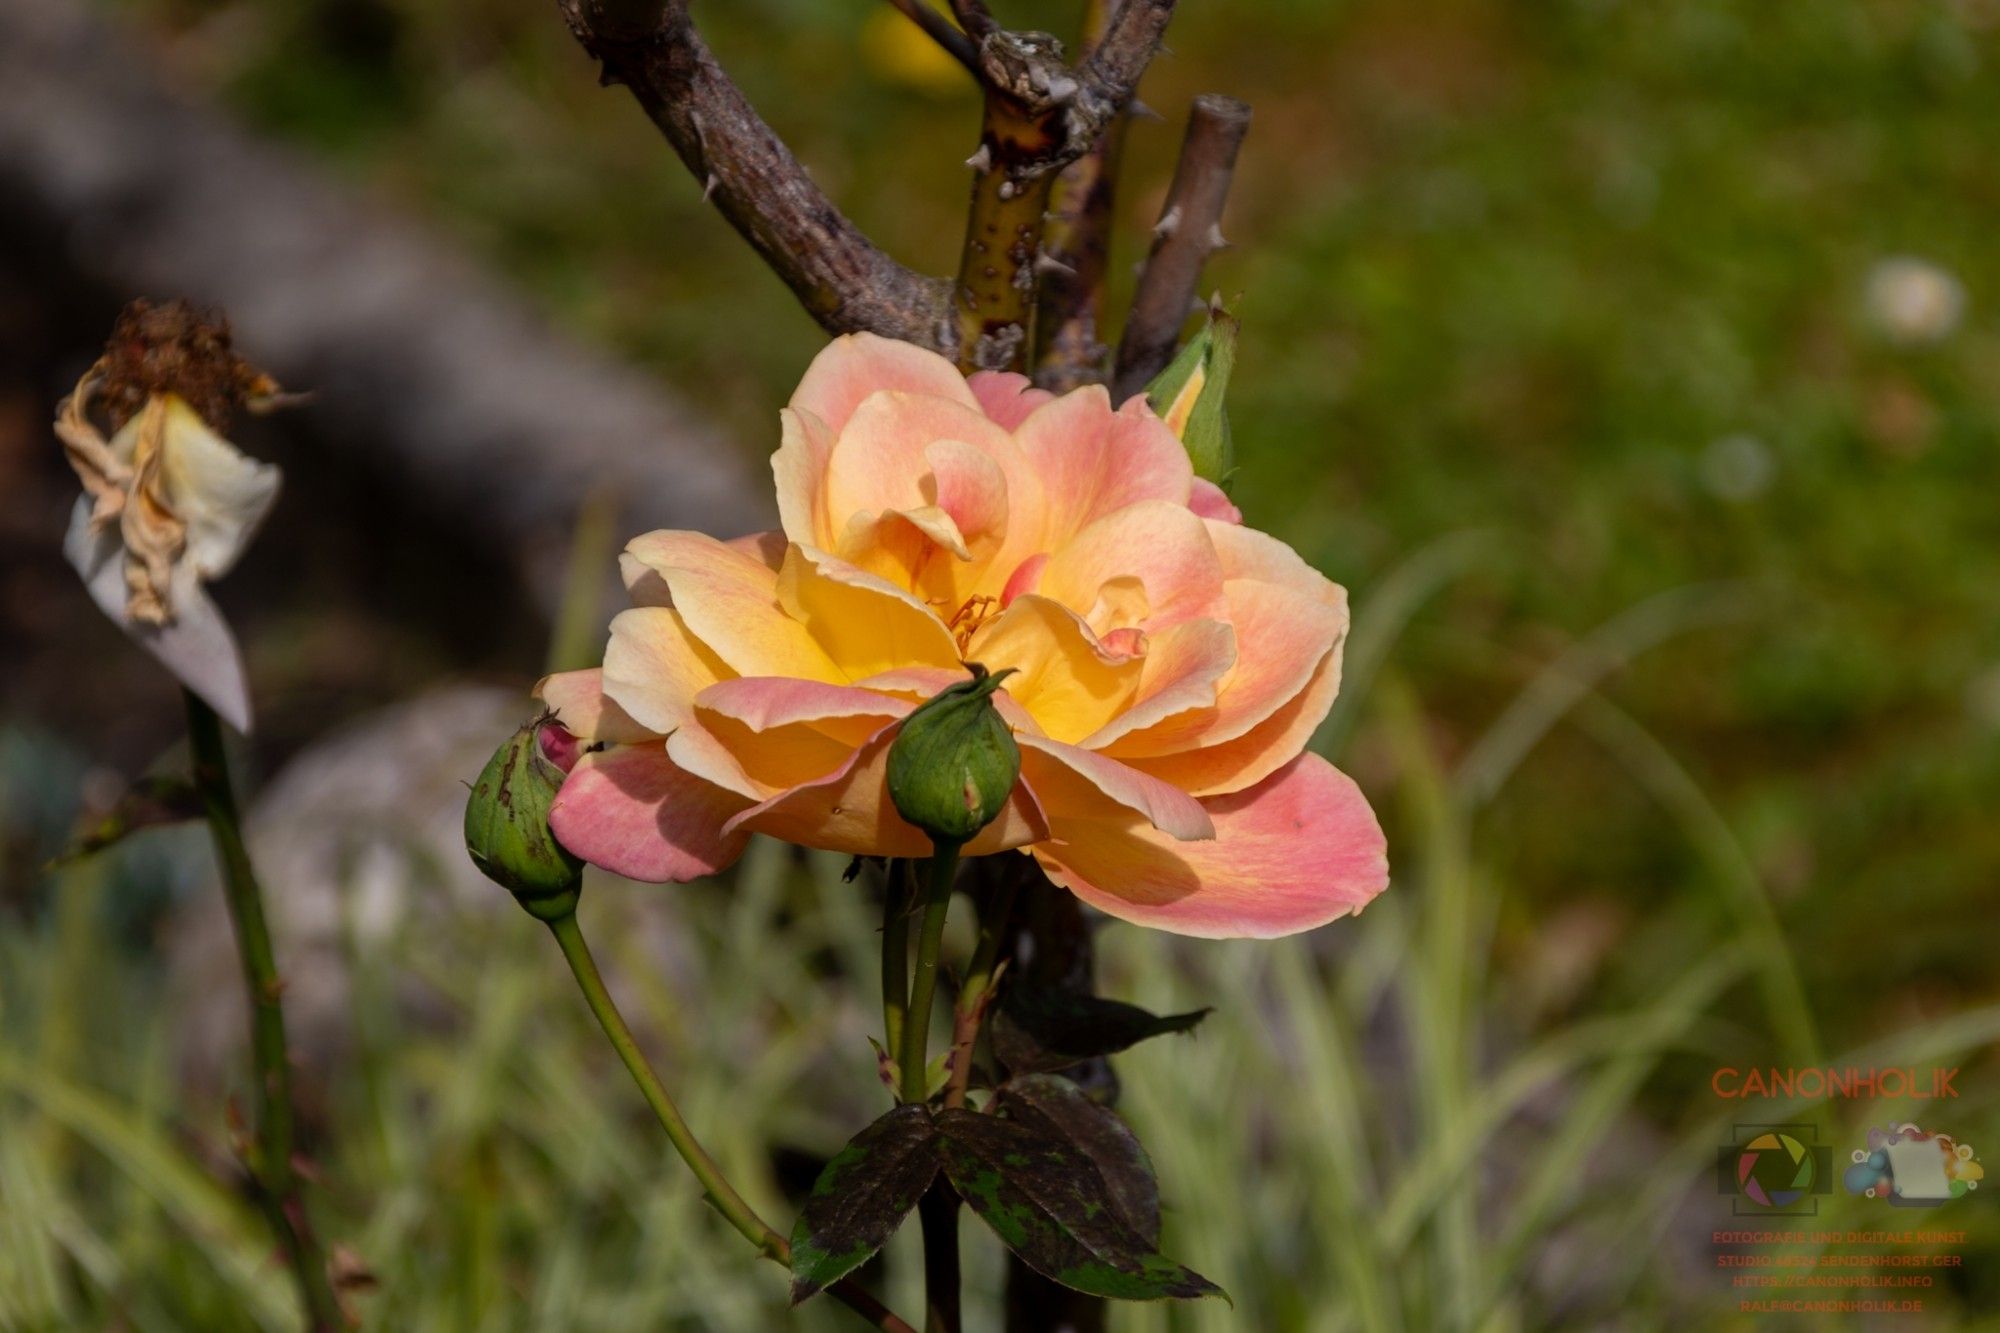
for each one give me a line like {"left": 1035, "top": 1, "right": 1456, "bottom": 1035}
{"left": 965, "top": 144, "right": 993, "bottom": 173}
{"left": 1154, "top": 204, "right": 1183, "bottom": 240}
{"left": 702, "top": 172, "right": 720, "bottom": 203}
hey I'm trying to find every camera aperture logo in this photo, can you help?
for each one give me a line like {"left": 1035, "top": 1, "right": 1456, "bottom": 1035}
{"left": 1718, "top": 1124, "right": 1833, "bottom": 1216}
{"left": 1843, "top": 1123, "right": 1983, "bottom": 1207}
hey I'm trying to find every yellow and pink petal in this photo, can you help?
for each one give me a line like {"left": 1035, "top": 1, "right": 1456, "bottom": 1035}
{"left": 1031, "top": 753, "right": 1387, "bottom": 939}
{"left": 549, "top": 743, "right": 754, "bottom": 883}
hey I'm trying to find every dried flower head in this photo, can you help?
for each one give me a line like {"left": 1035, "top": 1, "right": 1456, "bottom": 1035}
{"left": 55, "top": 300, "right": 286, "bottom": 732}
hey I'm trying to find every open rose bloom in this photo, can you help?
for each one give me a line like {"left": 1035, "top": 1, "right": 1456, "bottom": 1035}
{"left": 541, "top": 335, "right": 1387, "bottom": 937}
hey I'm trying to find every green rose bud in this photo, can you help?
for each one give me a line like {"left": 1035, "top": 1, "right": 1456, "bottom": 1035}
{"left": 464, "top": 713, "right": 584, "bottom": 920}
{"left": 1145, "top": 302, "right": 1238, "bottom": 486}
{"left": 887, "top": 664, "right": 1021, "bottom": 847}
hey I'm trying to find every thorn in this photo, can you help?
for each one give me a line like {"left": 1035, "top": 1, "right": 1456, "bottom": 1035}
{"left": 965, "top": 144, "right": 993, "bottom": 173}
{"left": 1127, "top": 98, "right": 1164, "bottom": 122}
{"left": 1154, "top": 204, "right": 1182, "bottom": 240}
{"left": 702, "top": 173, "right": 719, "bottom": 203}
{"left": 1206, "top": 223, "right": 1230, "bottom": 252}
{"left": 1034, "top": 251, "right": 1078, "bottom": 278}
{"left": 1188, "top": 296, "right": 1210, "bottom": 318}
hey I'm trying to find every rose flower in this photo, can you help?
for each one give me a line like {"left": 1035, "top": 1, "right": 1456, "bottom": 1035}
{"left": 539, "top": 335, "right": 1386, "bottom": 937}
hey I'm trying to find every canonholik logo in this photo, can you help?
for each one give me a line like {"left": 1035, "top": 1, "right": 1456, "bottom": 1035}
{"left": 1843, "top": 1124, "right": 1984, "bottom": 1207}
{"left": 1718, "top": 1125, "right": 1833, "bottom": 1216}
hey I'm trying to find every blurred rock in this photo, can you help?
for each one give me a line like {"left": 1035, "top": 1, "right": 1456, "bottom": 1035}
{"left": 166, "top": 684, "right": 534, "bottom": 1085}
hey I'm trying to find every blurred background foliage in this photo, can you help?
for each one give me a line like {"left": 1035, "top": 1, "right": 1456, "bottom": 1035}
{"left": 3, "top": 0, "right": 1999, "bottom": 1327}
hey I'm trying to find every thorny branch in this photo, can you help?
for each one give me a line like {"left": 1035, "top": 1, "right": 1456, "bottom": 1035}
{"left": 950, "top": 2, "right": 1180, "bottom": 371}
{"left": 1114, "top": 93, "right": 1251, "bottom": 398}
{"left": 556, "top": 0, "right": 948, "bottom": 346}
{"left": 558, "top": 0, "right": 1178, "bottom": 371}
{"left": 1033, "top": 0, "right": 1129, "bottom": 390}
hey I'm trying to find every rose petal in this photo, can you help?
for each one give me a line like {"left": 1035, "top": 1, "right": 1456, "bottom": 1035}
{"left": 153, "top": 397, "right": 282, "bottom": 578}
{"left": 822, "top": 391, "right": 1023, "bottom": 545}
{"left": 777, "top": 545, "right": 961, "bottom": 680}
{"left": 1107, "top": 578, "right": 1345, "bottom": 756}
{"left": 534, "top": 667, "right": 658, "bottom": 743}
{"left": 1014, "top": 388, "right": 1192, "bottom": 548}
{"left": 723, "top": 721, "right": 1051, "bottom": 856}
{"left": 1189, "top": 478, "right": 1243, "bottom": 525}
{"left": 1017, "top": 734, "right": 1213, "bottom": 841}
{"left": 968, "top": 370, "right": 1053, "bottom": 429}
{"left": 669, "top": 678, "right": 913, "bottom": 800}
{"left": 66, "top": 505, "right": 257, "bottom": 733}
{"left": 1035, "top": 499, "right": 1227, "bottom": 634}
{"left": 1122, "top": 644, "right": 1344, "bottom": 797}
{"left": 550, "top": 743, "right": 753, "bottom": 882}
{"left": 1032, "top": 753, "right": 1387, "bottom": 938}
{"left": 1080, "top": 618, "right": 1236, "bottom": 749}
{"left": 621, "top": 530, "right": 845, "bottom": 683}
{"left": 963, "top": 594, "right": 1144, "bottom": 745}
{"left": 789, "top": 333, "right": 980, "bottom": 435}
{"left": 599, "top": 606, "right": 731, "bottom": 734}
{"left": 855, "top": 666, "right": 1047, "bottom": 737}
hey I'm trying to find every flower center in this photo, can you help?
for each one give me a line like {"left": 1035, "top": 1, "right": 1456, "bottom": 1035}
{"left": 941, "top": 594, "right": 998, "bottom": 652}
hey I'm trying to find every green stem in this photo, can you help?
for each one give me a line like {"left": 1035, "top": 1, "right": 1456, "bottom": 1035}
{"left": 897, "top": 843, "right": 961, "bottom": 1103}
{"left": 184, "top": 692, "right": 344, "bottom": 1332}
{"left": 895, "top": 844, "right": 962, "bottom": 1333}
{"left": 547, "top": 911, "right": 917, "bottom": 1333}
{"left": 882, "top": 861, "right": 912, "bottom": 1060}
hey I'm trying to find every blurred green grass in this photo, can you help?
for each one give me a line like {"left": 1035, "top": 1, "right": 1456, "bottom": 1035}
{"left": 6, "top": 0, "right": 2000, "bottom": 1327}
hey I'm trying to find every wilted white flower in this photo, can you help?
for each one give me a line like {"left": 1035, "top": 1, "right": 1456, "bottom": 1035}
{"left": 55, "top": 301, "right": 285, "bottom": 733}
{"left": 1865, "top": 255, "right": 1966, "bottom": 346}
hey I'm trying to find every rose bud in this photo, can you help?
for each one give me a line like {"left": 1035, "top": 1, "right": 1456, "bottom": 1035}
{"left": 886, "top": 665, "right": 1021, "bottom": 847}
{"left": 464, "top": 714, "right": 585, "bottom": 920}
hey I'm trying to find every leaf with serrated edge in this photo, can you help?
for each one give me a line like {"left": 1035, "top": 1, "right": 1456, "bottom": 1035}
{"left": 789, "top": 1104, "right": 939, "bottom": 1304}
{"left": 992, "top": 979, "right": 1209, "bottom": 1076}
{"left": 934, "top": 1108, "right": 1223, "bottom": 1303}
{"left": 1000, "top": 1074, "right": 1161, "bottom": 1244}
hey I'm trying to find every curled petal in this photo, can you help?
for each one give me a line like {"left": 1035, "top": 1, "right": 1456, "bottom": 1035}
{"left": 1036, "top": 500, "right": 1227, "bottom": 634}
{"left": 1081, "top": 618, "right": 1236, "bottom": 749}
{"left": 1032, "top": 754, "right": 1388, "bottom": 939}
{"left": 1123, "top": 645, "right": 1344, "bottom": 797}
{"left": 671, "top": 677, "right": 914, "bottom": 800}
{"left": 1189, "top": 478, "right": 1243, "bottom": 525}
{"left": 967, "top": 370, "right": 1053, "bottom": 429}
{"left": 1109, "top": 578, "right": 1346, "bottom": 757}
{"left": 622, "top": 530, "right": 845, "bottom": 683}
{"left": 549, "top": 743, "right": 753, "bottom": 883}
{"left": 777, "top": 545, "right": 961, "bottom": 680}
{"left": 1017, "top": 734, "right": 1213, "bottom": 841}
{"left": 823, "top": 392, "right": 1022, "bottom": 544}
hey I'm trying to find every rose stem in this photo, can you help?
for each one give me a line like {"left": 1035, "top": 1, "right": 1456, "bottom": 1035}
{"left": 545, "top": 910, "right": 916, "bottom": 1333}
{"left": 184, "top": 691, "right": 344, "bottom": 1331}
{"left": 882, "top": 860, "right": 912, "bottom": 1059}
{"left": 897, "top": 842, "right": 964, "bottom": 1333}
